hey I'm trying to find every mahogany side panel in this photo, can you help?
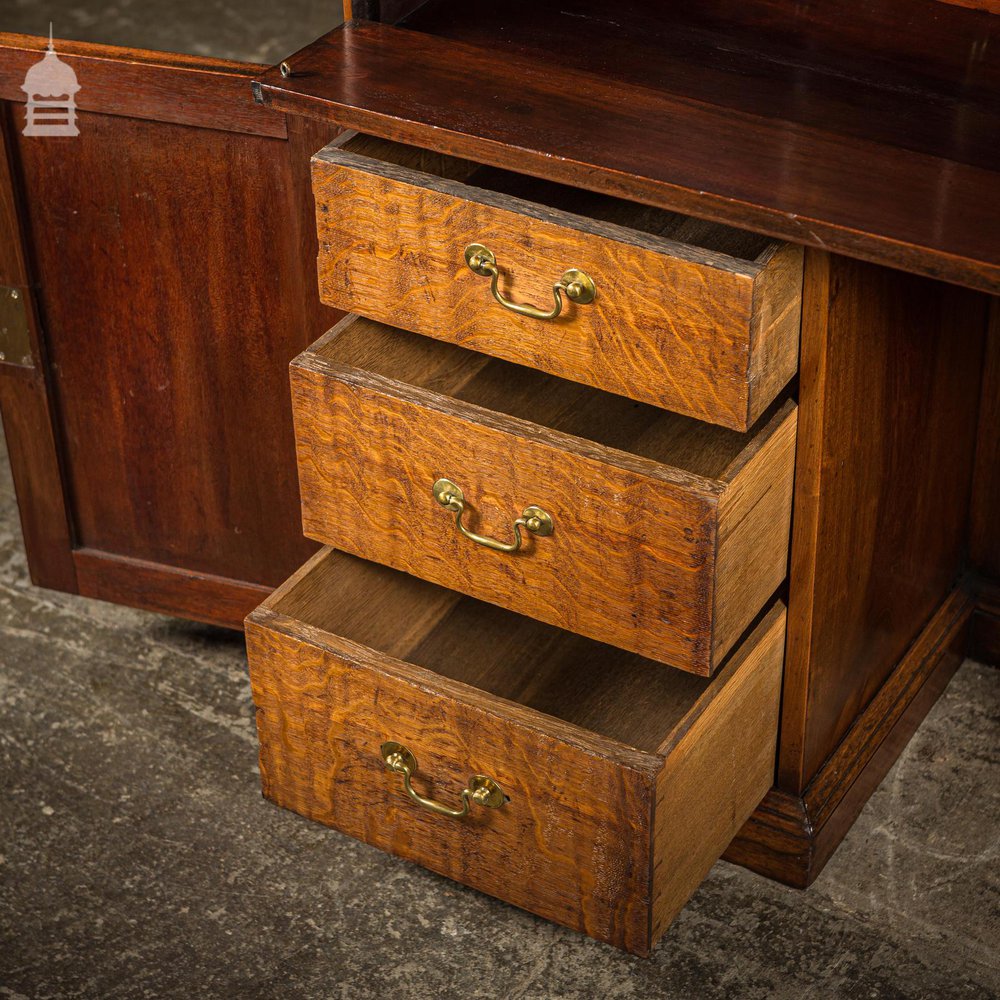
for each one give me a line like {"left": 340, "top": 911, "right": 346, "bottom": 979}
{"left": 779, "top": 250, "right": 988, "bottom": 792}
{"left": 970, "top": 300, "right": 1000, "bottom": 580}
{"left": 0, "top": 104, "right": 76, "bottom": 591}
{"left": 0, "top": 42, "right": 341, "bottom": 622}
{"left": 11, "top": 110, "right": 330, "bottom": 589}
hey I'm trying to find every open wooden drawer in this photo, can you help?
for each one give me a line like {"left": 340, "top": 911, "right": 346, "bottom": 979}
{"left": 291, "top": 316, "right": 797, "bottom": 675}
{"left": 312, "top": 132, "right": 802, "bottom": 431}
{"left": 246, "top": 546, "right": 785, "bottom": 955}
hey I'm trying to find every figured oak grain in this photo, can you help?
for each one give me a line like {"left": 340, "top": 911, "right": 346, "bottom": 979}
{"left": 312, "top": 132, "right": 802, "bottom": 431}
{"left": 245, "top": 546, "right": 786, "bottom": 954}
{"left": 652, "top": 602, "right": 784, "bottom": 941}
{"left": 291, "top": 316, "right": 796, "bottom": 674}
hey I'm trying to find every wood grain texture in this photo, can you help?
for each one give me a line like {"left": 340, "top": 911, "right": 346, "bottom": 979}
{"left": 247, "top": 552, "right": 659, "bottom": 954}
{"left": 652, "top": 602, "right": 784, "bottom": 942}
{"left": 726, "top": 586, "right": 971, "bottom": 886}
{"left": 261, "top": 547, "right": 720, "bottom": 752}
{"left": 312, "top": 133, "right": 801, "bottom": 430}
{"left": 970, "top": 300, "right": 1000, "bottom": 578}
{"left": 778, "top": 250, "right": 988, "bottom": 791}
{"left": 402, "top": 0, "right": 1000, "bottom": 172}
{"left": 714, "top": 410, "right": 796, "bottom": 663}
{"left": 0, "top": 33, "right": 283, "bottom": 137}
{"left": 74, "top": 548, "right": 272, "bottom": 630}
{"left": 245, "top": 546, "right": 785, "bottom": 953}
{"left": 0, "top": 39, "right": 344, "bottom": 623}
{"left": 0, "top": 376, "right": 77, "bottom": 592}
{"left": 970, "top": 579, "right": 1000, "bottom": 664}
{"left": 0, "top": 105, "right": 76, "bottom": 591}
{"left": 257, "top": 18, "right": 1000, "bottom": 294}
{"left": 291, "top": 317, "right": 796, "bottom": 674}
{"left": 7, "top": 102, "right": 337, "bottom": 596}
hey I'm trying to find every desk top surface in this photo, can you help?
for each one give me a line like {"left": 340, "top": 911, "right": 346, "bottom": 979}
{"left": 257, "top": 1, "right": 1000, "bottom": 294}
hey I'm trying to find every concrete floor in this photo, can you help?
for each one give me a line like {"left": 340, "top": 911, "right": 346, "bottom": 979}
{"left": 1, "top": 5, "right": 1000, "bottom": 997}
{"left": 2, "top": 0, "right": 340, "bottom": 64}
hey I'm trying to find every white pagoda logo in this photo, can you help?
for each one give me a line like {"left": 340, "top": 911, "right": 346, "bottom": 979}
{"left": 21, "top": 27, "right": 80, "bottom": 137}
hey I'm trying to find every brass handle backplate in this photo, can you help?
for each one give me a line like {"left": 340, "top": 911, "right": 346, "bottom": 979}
{"left": 465, "top": 243, "right": 596, "bottom": 321}
{"left": 381, "top": 741, "right": 506, "bottom": 819}
{"left": 432, "top": 478, "right": 553, "bottom": 554}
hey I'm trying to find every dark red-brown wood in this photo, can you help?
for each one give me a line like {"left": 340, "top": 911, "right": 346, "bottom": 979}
{"left": 970, "top": 301, "right": 1000, "bottom": 580}
{"left": 970, "top": 578, "right": 1000, "bottom": 663}
{"left": 0, "top": 36, "right": 339, "bottom": 625}
{"left": 73, "top": 548, "right": 272, "bottom": 630}
{"left": 0, "top": 33, "right": 285, "bottom": 137}
{"left": 0, "top": 105, "right": 77, "bottom": 592}
{"left": 402, "top": 0, "right": 1000, "bottom": 172}
{"left": 777, "top": 250, "right": 987, "bottom": 793}
{"left": 724, "top": 250, "right": 990, "bottom": 888}
{"left": 255, "top": 15, "right": 1000, "bottom": 294}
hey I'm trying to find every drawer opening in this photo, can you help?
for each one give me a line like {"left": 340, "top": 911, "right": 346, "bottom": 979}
{"left": 308, "top": 314, "right": 793, "bottom": 485}
{"left": 328, "top": 133, "right": 778, "bottom": 270}
{"left": 267, "top": 548, "right": 724, "bottom": 756}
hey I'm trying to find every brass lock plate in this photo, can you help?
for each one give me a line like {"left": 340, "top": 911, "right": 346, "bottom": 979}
{"left": 0, "top": 286, "right": 32, "bottom": 368}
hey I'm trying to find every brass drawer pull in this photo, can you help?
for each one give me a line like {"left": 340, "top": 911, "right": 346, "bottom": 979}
{"left": 381, "top": 741, "right": 506, "bottom": 818}
{"left": 433, "top": 478, "right": 553, "bottom": 553}
{"left": 465, "top": 243, "right": 596, "bottom": 321}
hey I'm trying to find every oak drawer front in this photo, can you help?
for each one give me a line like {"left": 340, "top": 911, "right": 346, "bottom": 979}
{"left": 312, "top": 133, "right": 802, "bottom": 432}
{"left": 246, "top": 548, "right": 785, "bottom": 955}
{"left": 291, "top": 316, "right": 797, "bottom": 675}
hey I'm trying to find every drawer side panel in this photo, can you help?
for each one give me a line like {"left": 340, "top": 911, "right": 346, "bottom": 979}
{"left": 651, "top": 604, "right": 785, "bottom": 943}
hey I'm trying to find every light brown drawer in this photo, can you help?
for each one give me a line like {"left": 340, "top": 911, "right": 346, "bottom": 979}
{"left": 246, "top": 547, "right": 785, "bottom": 956}
{"left": 291, "top": 316, "right": 797, "bottom": 676}
{"left": 312, "top": 133, "right": 802, "bottom": 432}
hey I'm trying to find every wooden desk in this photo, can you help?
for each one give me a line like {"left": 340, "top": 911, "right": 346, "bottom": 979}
{"left": 0, "top": 0, "right": 997, "bottom": 930}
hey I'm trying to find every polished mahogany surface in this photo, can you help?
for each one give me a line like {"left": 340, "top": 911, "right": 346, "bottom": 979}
{"left": 256, "top": 3, "right": 1000, "bottom": 293}
{"left": 404, "top": 0, "right": 999, "bottom": 172}
{"left": 0, "top": 35, "right": 338, "bottom": 625}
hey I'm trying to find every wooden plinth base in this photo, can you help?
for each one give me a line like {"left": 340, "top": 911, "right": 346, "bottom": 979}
{"left": 724, "top": 586, "right": 976, "bottom": 887}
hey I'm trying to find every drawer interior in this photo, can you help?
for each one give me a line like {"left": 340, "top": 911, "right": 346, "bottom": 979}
{"left": 269, "top": 548, "right": 722, "bottom": 755}
{"left": 332, "top": 133, "right": 780, "bottom": 268}
{"left": 311, "top": 315, "right": 791, "bottom": 484}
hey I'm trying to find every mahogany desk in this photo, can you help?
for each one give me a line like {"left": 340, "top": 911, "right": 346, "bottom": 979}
{"left": 0, "top": 0, "right": 997, "bottom": 908}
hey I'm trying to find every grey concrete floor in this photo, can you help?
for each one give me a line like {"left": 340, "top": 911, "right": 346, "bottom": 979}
{"left": 1, "top": 5, "right": 1000, "bottom": 997}
{"left": 1, "top": 0, "right": 341, "bottom": 64}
